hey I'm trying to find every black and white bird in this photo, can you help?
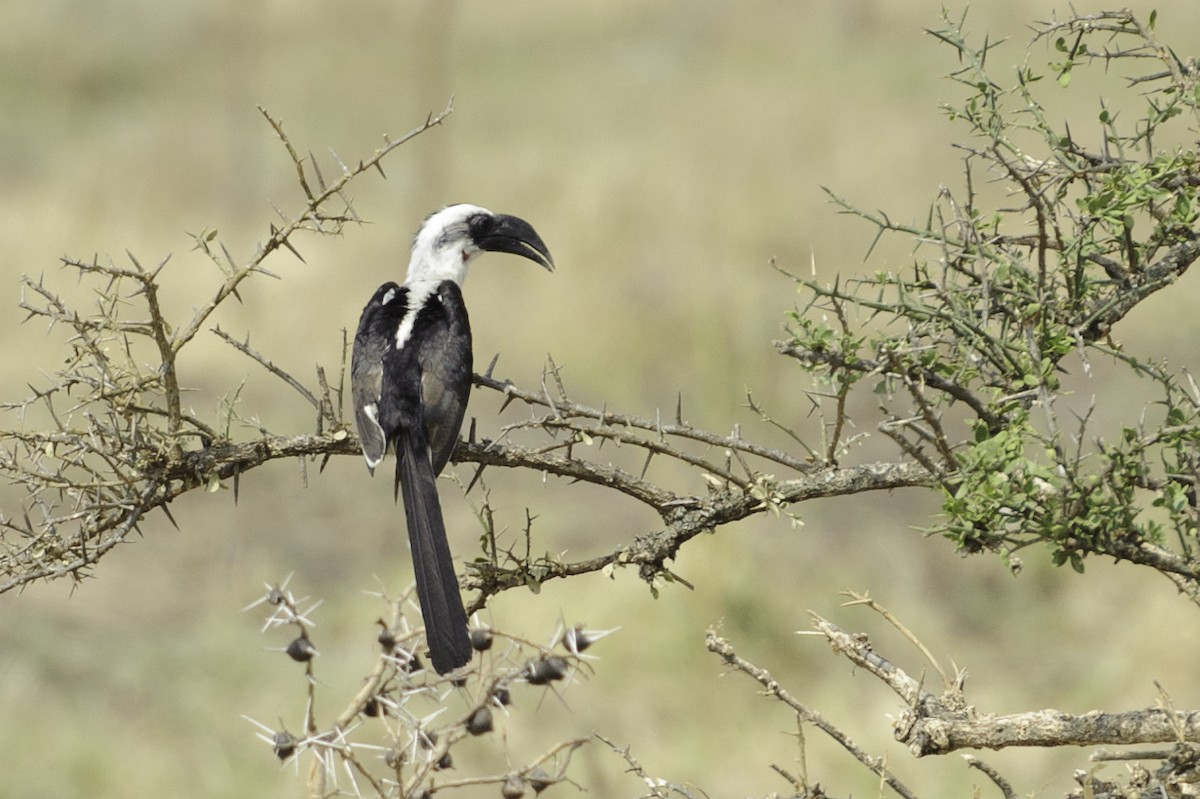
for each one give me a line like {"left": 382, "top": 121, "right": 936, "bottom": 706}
{"left": 351, "top": 204, "right": 554, "bottom": 674}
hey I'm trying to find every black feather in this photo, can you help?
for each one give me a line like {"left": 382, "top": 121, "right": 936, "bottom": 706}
{"left": 396, "top": 423, "right": 472, "bottom": 673}
{"left": 352, "top": 279, "right": 473, "bottom": 674}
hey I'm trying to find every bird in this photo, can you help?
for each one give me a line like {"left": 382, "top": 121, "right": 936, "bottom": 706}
{"left": 351, "top": 203, "right": 554, "bottom": 674}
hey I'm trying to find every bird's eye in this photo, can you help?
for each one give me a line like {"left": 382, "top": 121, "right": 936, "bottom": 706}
{"left": 468, "top": 213, "right": 494, "bottom": 237}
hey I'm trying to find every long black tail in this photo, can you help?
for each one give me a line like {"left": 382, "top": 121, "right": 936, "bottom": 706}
{"left": 396, "top": 427, "right": 472, "bottom": 674}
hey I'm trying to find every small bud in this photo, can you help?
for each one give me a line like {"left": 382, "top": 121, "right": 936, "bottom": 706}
{"left": 501, "top": 776, "right": 527, "bottom": 799}
{"left": 285, "top": 635, "right": 317, "bottom": 663}
{"left": 523, "top": 656, "right": 568, "bottom": 685}
{"left": 397, "top": 651, "right": 424, "bottom": 673}
{"left": 273, "top": 730, "right": 297, "bottom": 761}
{"left": 470, "top": 627, "right": 494, "bottom": 651}
{"left": 418, "top": 730, "right": 438, "bottom": 750}
{"left": 377, "top": 621, "right": 396, "bottom": 652}
{"left": 434, "top": 751, "right": 453, "bottom": 770}
{"left": 528, "top": 767, "right": 552, "bottom": 794}
{"left": 492, "top": 684, "right": 512, "bottom": 707}
{"left": 562, "top": 626, "right": 592, "bottom": 653}
{"left": 384, "top": 746, "right": 405, "bottom": 770}
{"left": 466, "top": 706, "right": 493, "bottom": 736}
{"left": 363, "top": 695, "right": 384, "bottom": 718}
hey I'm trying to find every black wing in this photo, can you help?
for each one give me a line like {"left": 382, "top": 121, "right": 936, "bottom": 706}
{"left": 351, "top": 282, "right": 404, "bottom": 473}
{"left": 417, "top": 281, "right": 473, "bottom": 474}
{"left": 357, "top": 279, "right": 473, "bottom": 673}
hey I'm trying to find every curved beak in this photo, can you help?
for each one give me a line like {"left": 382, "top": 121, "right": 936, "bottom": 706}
{"left": 477, "top": 214, "right": 555, "bottom": 271}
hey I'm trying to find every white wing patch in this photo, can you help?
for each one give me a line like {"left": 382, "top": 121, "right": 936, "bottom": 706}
{"left": 360, "top": 403, "right": 386, "bottom": 470}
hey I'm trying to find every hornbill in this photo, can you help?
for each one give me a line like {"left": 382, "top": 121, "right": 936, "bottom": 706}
{"left": 351, "top": 204, "right": 554, "bottom": 674}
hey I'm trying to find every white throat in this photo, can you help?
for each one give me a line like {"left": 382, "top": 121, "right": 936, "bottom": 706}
{"left": 404, "top": 247, "right": 471, "bottom": 287}
{"left": 404, "top": 203, "right": 492, "bottom": 287}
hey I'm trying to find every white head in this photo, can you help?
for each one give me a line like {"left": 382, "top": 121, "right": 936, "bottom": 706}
{"left": 405, "top": 203, "right": 554, "bottom": 286}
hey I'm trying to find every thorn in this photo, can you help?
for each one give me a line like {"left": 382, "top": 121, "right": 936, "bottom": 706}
{"left": 329, "top": 147, "right": 349, "bottom": 175}
{"left": 640, "top": 450, "right": 654, "bottom": 480}
{"left": 309, "top": 152, "right": 327, "bottom": 193}
{"left": 498, "top": 391, "right": 517, "bottom": 415}
{"left": 467, "top": 417, "right": 477, "bottom": 444}
{"left": 675, "top": 392, "right": 683, "bottom": 425}
{"left": 465, "top": 464, "right": 487, "bottom": 495}
{"left": 280, "top": 235, "right": 306, "bottom": 264}
{"left": 220, "top": 241, "right": 238, "bottom": 272}
{"left": 484, "top": 352, "right": 501, "bottom": 379}
{"left": 151, "top": 253, "right": 172, "bottom": 279}
{"left": 546, "top": 353, "right": 567, "bottom": 398}
{"left": 373, "top": 160, "right": 387, "bottom": 180}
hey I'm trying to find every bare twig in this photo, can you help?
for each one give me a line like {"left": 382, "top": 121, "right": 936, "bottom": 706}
{"left": 705, "top": 629, "right": 921, "bottom": 799}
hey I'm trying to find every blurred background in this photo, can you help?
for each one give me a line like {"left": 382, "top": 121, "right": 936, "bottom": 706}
{"left": 3, "top": 1, "right": 1200, "bottom": 797}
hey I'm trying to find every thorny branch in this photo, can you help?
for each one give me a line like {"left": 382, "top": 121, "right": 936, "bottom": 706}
{"left": 783, "top": 8, "right": 1200, "bottom": 594}
{"left": 705, "top": 597, "right": 1200, "bottom": 799}
{"left": 245, "top": 578, "right": 598, "bottom": 799}
{"left": 705, "top": 629, "right": 920, "bottom": 799}
{"left": 4, "top": 9, "right": 1200, "bottom": 799}
{"left": 800, "top": 600, "right": 1200, "bottom": 796}
{"left": 0, "top": 101, "right": 452, "bottom": 592}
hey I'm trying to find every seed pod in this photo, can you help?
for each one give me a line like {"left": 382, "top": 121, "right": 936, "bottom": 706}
{"left": 466, "top": 706, "right": 493, "bottom": 736}
{"left": 528, "top": 767, "right": 552, "bottom": 793}
{"left": 562, "top": 626, "right": 592, "bottom": 653}
{"left": 363, "top": 695, "right": 385, "bottom": 718}
{"left": 285, "top": 635, "right": 317, "bottom": 663}
{"left": 501, "top": 776, "right": 527, "bottom": 799}
{"left": 470, "top": 627, "right": 494, "bottom": 651}
{"left": 524, "top": 656, "right": 568, "bottom": 685}
{"left": 377, "top": 623, "right": 396, "bottom": 652}
{"left": 273, "top": 730, "right": 297, "bottom": 761}
{"left": 400, "top": 651, "right": 424, "bottom": 673}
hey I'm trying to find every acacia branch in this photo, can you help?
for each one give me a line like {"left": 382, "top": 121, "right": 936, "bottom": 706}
{"left": 171, "top": 100, "right": 453, "bottom": 356}
{"left": 812, "top": 614, "right": 1200, "bottom": 757}
{"left": 705, "top": 629, "right": 921, "bottom": 799}
{"left": 473, "top": 372, "right": 816, "bottom": 475}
